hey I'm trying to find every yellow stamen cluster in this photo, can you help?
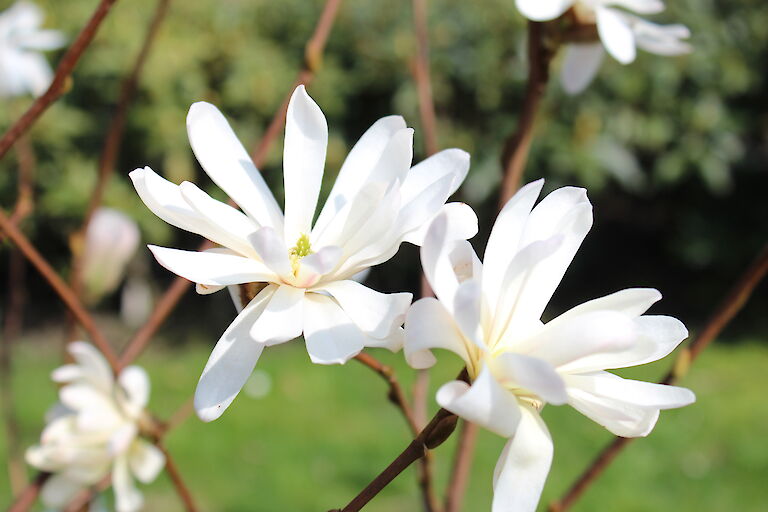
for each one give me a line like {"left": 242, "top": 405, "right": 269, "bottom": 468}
{"left": 289, "top": 233, "right": 313, "bottom": 275}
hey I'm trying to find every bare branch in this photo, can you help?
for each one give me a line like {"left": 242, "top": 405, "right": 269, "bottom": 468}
{"left": 444, "top": 420, "right": 479, "bottom": 512}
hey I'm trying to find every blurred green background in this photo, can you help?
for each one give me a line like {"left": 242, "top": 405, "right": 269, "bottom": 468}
{"left": 0, "top": 0, "right": 766, "bottom": 510}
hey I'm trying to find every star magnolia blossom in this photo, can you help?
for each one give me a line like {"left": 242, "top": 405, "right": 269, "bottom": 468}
{"left": 130, "top": 85, "right": 476, "bottom": 422}
{"left": 26, "top": 342, "right": 164, "bottom": 512}
{"left": 516, "top": 0, "right": 692, "bottom": 94}
{"left": 404, "top": 179, "right": 695, "bottom": 512}
{"left": 0, "top": 1, "right": 65, "bottom": 97}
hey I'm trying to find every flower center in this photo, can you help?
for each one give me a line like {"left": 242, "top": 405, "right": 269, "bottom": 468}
{"left": 288, "top": 234, "right": 312, "bottom": 275}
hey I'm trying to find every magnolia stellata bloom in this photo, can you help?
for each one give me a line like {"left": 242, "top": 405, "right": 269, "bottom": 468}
{"left": 130, "top": 85, "right": 476, "bottom": 422}
{"left": 515, "top": 0, "right": 691, "bottom": 94}
{"left": 26, "top": 342, "right": 164, "bottom": 512}
{"left": 404, "top": 179, "right": 695, "bottom": 512}
{"left": 82, "top": 208, "right": 141, "bottom": 305}
{"left": 0, "top": 1, "right": 65, "bottom": 97}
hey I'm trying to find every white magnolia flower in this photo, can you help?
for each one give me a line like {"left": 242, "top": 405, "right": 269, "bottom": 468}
{"left": 404, "top": 179, "right": 695, "bottom": 512}
{"left": 130, "top": 85, "right": 475, "bottom": 422}
{"left": 26, "top": 342, "right": 164, "bottom": 512}
{"left": 82, "top": 208, "right": 141, "bottom": 305}
{"left": 0, "top": 1, "right": 65, "bottom": 98}
{"left": 515, "top": 0, "right": 691, "bottom": 94}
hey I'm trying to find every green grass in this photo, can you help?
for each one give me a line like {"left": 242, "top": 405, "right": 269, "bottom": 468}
{"left": 2, "top": 336, "right": 766, "bottom": 511}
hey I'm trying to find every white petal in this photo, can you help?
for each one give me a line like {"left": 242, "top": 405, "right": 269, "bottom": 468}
{"left": 186, "top": 102, "right": 283, "bottom": 229}
{"left": 109, "top": 424, "right": 139, "bottom": 456}
{"left": 51, "top": 364, "right": 83, "bottom": 383}
{"left": 194, "top": 286, "right": 274, "bottom": 421}
{"left": 179, "top": 181, "right": 260, "bottom": 258}
{"left": 250, "top": 226, "right": 292, "bottom": 278}
{"left": 492, "top": 405, "right": 553, "bottom": 512}
{"left": 300, "top": 245, "right": 343, "bottom": 276}
{"left": 400, "top": 148, "right": 470, "bottom": 205}
{"left": 552, "top": 288, "right": 662, "bottom": 318}
{"left": 313, "top": 116, "right": 407, "bottom": 238}
{"left": 18, "top": 29, "right": 66, "bottom": 51}
{"left": 59, "top": 383, "right": 112, "bottom": 413}
{"left": 452, "top": 279, "right": 485, "bottom": 349}
{"left": 367, "top": 127, "right": 414, "bottom": 187}
{"left": 283, "top": 85, "right": 328, "bottom": 242}
{"left": 494, "top": 353, "right": 568, "bottom": 405}
{"left": 520, "top": 311, "right": 637, "bottom": 368}
{"left": 113, "top": 455, "right": 144, "bottom": 512}
{"left": 631, "top": 18, "right": 692, "bottom": 56}
{"left": 597, "top": 7, "right": 637, "bottom": 64}
{"left": 608, "top": 0, "right": 665, "bottom": 15}
{"left": 404, "top": 202, "right": 478, "bottom": 246}
{"left": 117, "top": 366, "right": 150, "bottom": 417}
{"left": 317, "top": 280, "right": 412, "bottom": 339}
{"left": 397, "top": 174, "right": 455, "bottom": 236}
{"left": 436, "top": 365, "right": 522, "bottom": 437}
{"left": 515, "top": 0, "right": 573, "bottom": 21}
{"left": 561, "top": 43, "right": 605, "bottom": 95}
{"left": 41, "top": 474, "right": 85, "bottom": 509}
{"left": 129, "top": 439, "right": 165, "bottom": 483}
{"left": 303, "top": 293, "right": 366, "bottom": 364}
{"left": 559, "top": 314, "right": 688, "bottom": 373}
{"left": 196, "top": 283, "right": 225, "bottom": 295}
{"left": 483, "top": 179, "right": 544, "bottom": 312}
{"left": 364, "top": 326, "right": 405, "bottom": 352}
{"left": 148, "top": 245, "right": 275, "bottom": 286}
{"left": 67, "top": 341, "right": 113, "bottom": 391}
{"left": 249, "top": 285, "right": 305, "bottom": 345}
{"left": 404, "top": 297, "right": 473, "bottom": 369}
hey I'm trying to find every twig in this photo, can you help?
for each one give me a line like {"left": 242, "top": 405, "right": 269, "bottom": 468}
{"left": 160, "top": 445, "right": 199, "bottom": 512}
{"left": 65, "top": 0, "right": 172, "bottom": 342}
{"left": 549, "top": 243, "right": 768, "bottom": 512}
{"left": 6, "top": 472, "right": 50, "bottom": 512}
{"left": 444, "top": 420, "right": 479, "bottom": 512}
{"left": 411, "top": 0, "right": 438, "bottom": 157}
{"left": 498, "top": 21, "right": 555, "bottom": 208}
{"left": 0, "top": 208, "right": 119, "bottom": 370}
{"left": 63, "top": 474, "right": 112, "bottom": 512}
{"left": 250, "top": 0, "right": 342, "bottom": 164}
{"left": 0, "top": 0, "right": 121, "bottom": 161}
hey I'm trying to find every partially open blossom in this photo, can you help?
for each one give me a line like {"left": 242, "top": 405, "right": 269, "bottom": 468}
{"left": 130, "top": 85, "right": 476, "bottom": 421}
{"left": 82, "top": 208, "right": 141, "bottom": 305}
{"left": 26, "top": 342, "right": 164, "bottom": 512}
{"left": 404, "top": 179, "right": 695, "bottom": 512}
{"left": 0, "top": 1, "right": 65, "bottom": 98}
{"left": 515, "top": 0, "right": 692, "bottom": 94}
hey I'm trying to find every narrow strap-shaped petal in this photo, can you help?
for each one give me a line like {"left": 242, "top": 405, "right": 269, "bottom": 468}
{"left": 117, "top": 366, "right": 150, "bottom": 418}
{"left": 283, "top": 85, "right": 328, "bottom": 243}
{"left": 404, "top": 297, "right": 474, "bottom": 369}
{"left": 597, "top": 6, "right": 637, "bottom": 64}
{"left": 313, "top": 115, "right": 406, "bottom": 237}
{"left": 317, "top": 280, "right": 412, "bottom": 339}
{"left": 560, "top": 43, "right": 605, "bottom": 95}
{"left": 249, "top": 285, "right": 305, "bottom": 346}
{"left": 436, "top": 365, "right": 522, "bottom": 437}
{"left": 629, "top": 17, "right": 692, "bottom": 56}
{"left": 494, "top": 353, "right": 568, "bottom": 405}
{"left": 303, "top": 293, "right": 366, "bottom": 365}
{"left": 606, "top": 0, "right": 665, "bottom": 15}
{"left": 194, "top": 285, "right": 275, "bottom": 421}
{"left": 250, "top": 226, "right": 293, "bottom": 279}
{"left": 113, "top": 455, "right": 144, "bottom": 512}
{"left": 67, "top": 341, "right": 113, "bottom": 391}
{"left": 515, "top": 0, "right": 573, "bottom": 21}
{"left": 491, "top": 405, "right": 553, "bottom": 512}
{"left": 186, "top": 102, "right": 284, "bottom": 230}
{"left": 148, "top": 246, "right": 276, "bottom": 287}
{"left": 128, "top": 439, "right": 165, "bottom": 484}
{"left": 400, "top": 148, "right": 470, "bottom": 205}
{"left": 40, "top": 473, "right": 85, "bottom": 509}
{"left": 403, "top": 202, "right": 478, "bottom": 246}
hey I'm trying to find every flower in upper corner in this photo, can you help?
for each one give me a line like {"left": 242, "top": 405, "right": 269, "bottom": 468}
{"left": 0, "top": 1, "right": 65, "bottom": 98}
{"left": 404, "top": 179, "right": 695, "bottom": 512}
{"left": 26, "top": 342, "right": 164, "bottom": 512}
{"left": 515, "top": 0, "right": 691, "bottom": 94}
{"left": 130, "top": 85, "right": 476, "bottom": 422}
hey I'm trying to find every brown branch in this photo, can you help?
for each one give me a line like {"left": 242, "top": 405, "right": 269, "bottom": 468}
{"left": 0, "top": 0, "right": 121, "bottom": 161}
{"left": 444, "top": 420, "right": 479, "bottom": 512}
{"left": 0, "top": 208, "right": 119, "bottom": 370}
{"left": 66, "top": 0, "right": 172, "bottom": 342}
{"left": 159, "top": 445, "right": 199, "bottom": 512}
{"left": 250, "top": 0, "right": 342, "bottom": 165}
{"left": 498, "top": 21, "right": 556, "bottom": 209}
{"left": 411, "top": 0, "right": 438, "bottom": 157}
{"left": 549, "top": 243, "right": 768, "bottom": 512}
{"left": 6, "top": 472, "right": 50, "bottom": 512}
{"left": 62, "top": 474, "right": 112, "bottom": 512}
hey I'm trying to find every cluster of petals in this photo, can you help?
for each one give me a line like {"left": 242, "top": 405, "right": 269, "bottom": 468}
{"left": 26, "top": 342, "right": 164, "bottom": 512}
{"left": 516, "top": 0, "right": 692, "bottom": 93}
{"left": 0, "top": 1, "right": 65, "bottom": 98}
{"left": 404, "top": 179, "right": 695, "bottom": 511}
{"left": 131, "top": 85, "right": 476, "bottom": 422}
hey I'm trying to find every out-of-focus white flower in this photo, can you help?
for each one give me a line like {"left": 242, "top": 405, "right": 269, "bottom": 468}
{"left": 515, "top": 0, "right": 691, "bottom": 94}
{"left": 0, "top": 1, "right": 65, "bottom": 98}
{"left": 82, "top": 208, "right": 141, "bottom": 305}
{"left": 404, "top": 179, "right": 695, "bottom": 512}
{"left": 26, "top": 342, "right": 164, "bottom": 512}
{"left": 130, "top": 85, "right": 476, "bottom": 422}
